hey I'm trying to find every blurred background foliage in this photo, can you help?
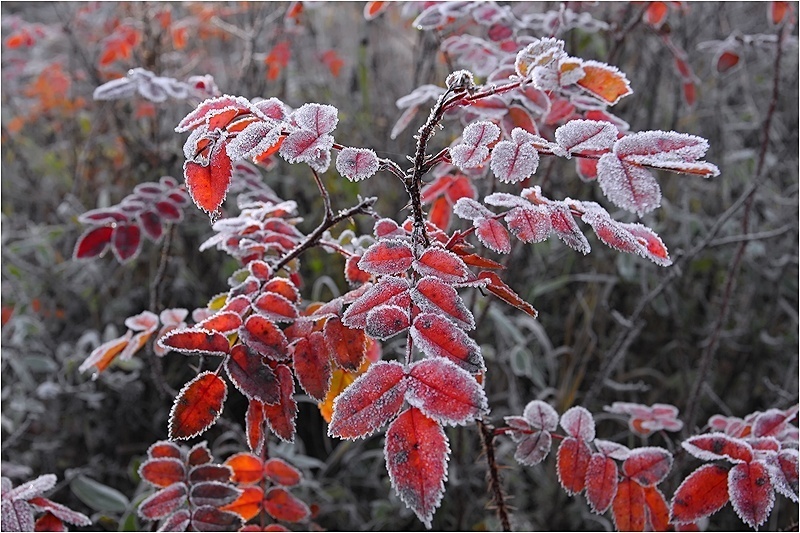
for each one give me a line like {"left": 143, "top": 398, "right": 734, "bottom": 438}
{"left": 1, "top": 2, "right": 797, "bottom": 530}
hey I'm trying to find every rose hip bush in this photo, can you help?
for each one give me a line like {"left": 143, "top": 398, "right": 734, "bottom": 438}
{"left": 2, "top": 2, "right": 797, "bottom": 532}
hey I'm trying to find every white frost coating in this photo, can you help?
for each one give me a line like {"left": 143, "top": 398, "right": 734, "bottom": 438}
{"left": 342, "top": 277, "right": 411, "bottom": 329}
{"left": 766, "top": 449, "right": 799, "bottom": 502}
{"left": 596, "top": 152, "right": 662, "bottom": 216}
{"left": 514, "top": 37, "right": 566, "bottom": 78}
{"left": 505, "top": 206, "right": 551, "bottom": 244}
{"left": 461, "top": 121, "right": 501, "bottom": 147}
{"left": 412, "top": 248, "right": 471, "bottom": 283}
{"left": 560, "top": 406, "right": 596, "bottom": 441}
{"left": 728, "top": 461, "right": 775, "bottom": 529}
{"left": 93, "top": 76, "right": 137, "bottom": 100}
{"left": 365, "top": 304, "right": 410, "bottom": 340}
{"left": 396, "top": 84, "right": 446, "bottom": 109}
{"left": 682, "top": 434, "right": 754, "bottom": 463}
{"left": 615, "top": 130, "right": 708, "bottom": 162}
{"left": 358, "top": 239, "right": 414, "bottom": 275}
{"left": 279, "top": 131, "right": 335, "bottom": 170}
{"left": 125, "top": 310, "right": 159, "bottom": 332}
{"left": 594, "top": 439, "right": 631, "bottom": 460}
{"left": 336, "top": 147, "right": 380, "bottom": 182}
{"left": 450, "top": 121, "right": 500, "bottom": 170}
{"left": 160, "top": 308, "right": 189, "bottom": 326}
{"left": 226, "top": 121, "right": 281, "bottom": 162}
{"left": 547, "top": 202, "right": 591, "bottom": 255}
{"left": 484, "top": 192, "right": 531, "bottom": 208}
{"left": 514, "top": 431, "right": 553, "bottom": 466}
{"left": 475, "top": 218, "right": 511, "bottom": 254}
{"left": 490, "top": 128, "right": 540, "bottom": 183}
{"left": 522, "top": 400, "right": 559, "bottom": 431}
{"left": 450, "top": 144, "right": 490, "bottom": 169}
{"left": 557, "top": 59, "right": 586, "bottom": 87}
{"left": 2, "top": 474, "right": 57, "bottom": 502}
{"left": 555, "top": 120, "right": 618, "bottom": 156}
{"left": 251, "top": 97, "right": 288, "bottom": 121}
{"left": 453, "top": 197, "right": 493, "bottom": 221}
{"left": 291, "top": 103, "right": 339, "bottom": 135}
{"left": 411, "top": 276, "right": 475, "bottom": 330}
{"left": 405, "top": 358, "right": 489, "bottom": 427}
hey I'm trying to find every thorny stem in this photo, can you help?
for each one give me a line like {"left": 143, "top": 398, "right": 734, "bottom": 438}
{"left": 311, "top": 168, "right": 334, "bottom": 221}
{"left": 683, "top": 24, "right": 787, "bottom": 434}
{"left": 272, "top": 196, "right": 377, "bottom": 274}
{"left": 478, "top": 419, "right": 512, "bottom": 532}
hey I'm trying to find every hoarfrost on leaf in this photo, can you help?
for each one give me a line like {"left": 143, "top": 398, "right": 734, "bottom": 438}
{"left": 336, "top": 147, "right": 380, "bottom": 182}
{"left": 555, "top": 119, "right": 618, "bottom": 156}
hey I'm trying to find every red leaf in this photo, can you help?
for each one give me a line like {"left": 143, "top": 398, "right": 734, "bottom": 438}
{"left": 148, "top": 440, "right": 182, "bottom": 459}
{"left": 411, "top": 276, "right": 474, "bottom": 330}
{"left": 428, "top": 196, "right": 451, "bottom": 231}
{"left": 413, "top": 248, "right": 470, "bottom": 283}
{"left": 644, "top": 1, "right": 669, "bottom": 27}
{"left": 336, "top": 147, "right": 379, "bottom": 182}
{"left": 184, "top": 140, "right": 232, "bottom": 220}
{"left": 489, "top": 129, "right": 540, "bottom": 184}
{"left": 111, "top": 224, "right": 141, "bottom": 262}
{"left": 225, "top": 344, "right": 280, "bottom": 404}
{"left": 342, "top": 277, "right": 410, "bottom": 329}
{"left": 500, "top": 105, "right": 538, "bottom": 137}
{"left": 291, "top": 332, "right": 331, "bottom": 401}
{"left": 137, "top": 482, "right": 188, "bottom": 520}
{"left": 752, "top": 408, "right": 791, "bottom": 437}
{"left": 190, "top": 506, "right": 243, "bottom": 532}
{"left": 158, "top": 509, "right": 190, "bottom": 532}
{"left": 197, "top": 311, "right": 242, "bottom": 334}
{"left": 406, "top": 358, "right": 487, "bottom": 426}
{"left": 263, "top": 487, "right": 309, "bottom": 523}
{"left": 137, "top": 210, "right": 163, "bottom": 241}
{"left": 169, "top": 372, "right": 228, "bottom": 440}
{"left": 365, "top": 304, "right": 411, "bottom": 340}
{"left": 505, "top": 205, "right": 551, "bottom": 244}
{"left": 612, "top": 477, "right": 647, "bottom": 531}
{"left": 263, "top": 278, "right": 300, "bottom": 303}
{"left": 176, "top": 96, "right": 253, "bottom": 132}
{"left": 239, "top": 315, "right": 289, "bottom": 361}
{"left": 358, "top": 240, "right": 414, "bottom": 276}
{"left": 476, "top": 271, "right": 537, "bottom": 318}
{"left": 475, "top": 217, "right": 511, "bottom": 254}
{"left": 385, "top": 407, "right": 449, "bottom": 528}
{"left": 159, "top": 328, "right": 230, "bottom": 357}
{"left": 33, "top": 512, "right": 66, "bottom": 532}
{"left": 27, "top": 498, "right": 90, "bottom": 527}
{"left": 225, "top": 452, "right": 264, "bottom": 484}
{"left": 670, "top": 463, "right": 730, "bottom": 524}
{"left": 262, "top": 365, "right": 297, "bottom": 443}
{"left": 263, "top": 458, "right": 302, "bottom": 487}
{"left": 187, "top": 443, "right": 213, "bottom": 466}
{"left": 324, "top": 316, "right": 367, "bottom": 371}
{"left": 585, "top": 454, "right": 619, "bottom": 514}
{"left": 557, "top": 437, "right": 592, "bottom": 495}
{"left": 246, "top": 400, "right": 266, "bottom": 454}
{"left": 770, "top": 1, "right": 792, "bottom": 24}
{"left": 189, "top": 464, "right": 233, "bottom": 484}
{"left": 643, "top": 486, "right": 670, "bottom": 532}
{"left": 328, "top": 361, "right": 407, "bottom": 439}
{"left": 682, "top": 434, "right": 754, "bottom": 463}
{"left": 547, "top": 202, "right": 590, "bottom": 254}
{"left": 716, "top": 49, "right": 740, "bottom": 73}
{"left": 622, "top": 447, "right": 673, "bottom": 487}
{"left": 345, "top": 255, "right": 372, "bottom": 285}
{"left": 139, "top": 458, "right": 186, "bottom": 488}
{"left": 253, "top": 292, "right": 298, "bottom": 322}
{"left": 410, "top": 313, "right": 483, "bottom": 373}
{"left": 155, "top": 200, "right": 183, "bottom": 221}
{"left": 768, "top": 449, "right": 798, "bottom": 501}
{"left": 597, "top": 153, "right": 661, "bottom": 216}
{"left": 363, "top": 0, "right": 389, "bottom": 19}
{"left": 190, "top": 481, "right": 240, "bottom": 507}
{"left": 728, "top": 461, "right": 775, "bottom": 528}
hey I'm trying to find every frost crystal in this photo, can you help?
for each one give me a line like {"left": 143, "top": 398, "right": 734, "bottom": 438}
{"left": 490, "top": 128, "right": 540, "bottom": 183}
{"left": 555, "top": 120, "right": 618, "bottom": 156}
{"left": 596, "top": 153, "right": 662, "bottom": 216}
{"left": 336, "top": 147, "right": 380, "bottom": 182}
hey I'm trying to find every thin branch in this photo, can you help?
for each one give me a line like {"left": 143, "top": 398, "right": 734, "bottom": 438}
{"left": 477, "top": 419, "right": 512, "bottom": 532}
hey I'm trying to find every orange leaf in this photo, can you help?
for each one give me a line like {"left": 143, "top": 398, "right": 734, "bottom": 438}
{"left": 364, "top": 1, "right": 389, "bottom": 20}
{"left": 220, "top": 486, "right": 263, "bottom": 522}
{"left": 644, "top": 2, "right": 669, "bottom": 27}
{"left": 613, "top": 477, "right": 647, "bottom": 531}
{"left": 169, "top": 372, "right": 227, "bottom": 440}
{"left": 576, "top": 61, "right": 632, "bottom": 106}
{"left": 477, "top": 271, "right": 537, "bottom": 318}
{"left": 224, "top": 452, "right": 264, "bottom": 485}
{"left": 263, "top": 458, "right": 302, "bottom": 487}
{"left": 263, "top": 487, "right": 309, "bottom": 522}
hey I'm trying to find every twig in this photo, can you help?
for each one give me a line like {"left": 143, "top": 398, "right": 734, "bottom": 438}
{"left": 683, "top": 24, "right": 787, "bottom": 434}
{"left": 149, "top": 223, "right": 178, "bottom": 399}
{"left": 477, "top": 419, "right": 512, "bottom": 532}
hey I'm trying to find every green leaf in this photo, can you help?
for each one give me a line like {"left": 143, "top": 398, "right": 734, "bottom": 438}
{"left": 71, "top": 475, "right": 130, "bottom": 513}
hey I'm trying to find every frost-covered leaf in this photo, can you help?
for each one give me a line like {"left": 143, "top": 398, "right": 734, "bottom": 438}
{"left": 728, "top": 461, "right": 774, "bottom": 529}
{"left": 184, "top": 141, "right": 233, "bottom": 220}
{"left": 336, "top": 147, "right": 380, "bottom": 181}
{"left": 196, "top": 311, "right": 242, "bottom": 334}
{"left": 413, "top": 248, "right": 471, "bottom": 283}
{"left": 411, "top": 277, "right": 474, "bottom": 330}
{"left": 253, "top": 292, "right": 298, "bottom": 322}
{"left": 27, "top": 497, "right": 91, "bottom": 527}
{"left": 111, "top": 224, "right": 142, "bottom": 263}
{"left": 291, "top": 332, "right": 331, "bottom": 401}
{"left": 74, "top": 226, "right": 114, "bottom": 259}
{"left": 594, "top": 439, "right": 631, "bottom": 461}
{"left": 225, "top": 344, "right": 280, "bottom": 404}
{"left": 490, "top": 128, "right": 540, "bottom": 183}
{"left": 324, "top": 316, "right": 367, "bottom": 371}
{"left": 263, "top": 488, "right": 309, "bottom": 523}
{"left": 523, "top": 400, "right": 559, "bottom": 431}
{"left": 450, "top": 121, "right": 500, "bottom": 169}
{"left": 278, "top": 131, "right": 334, "bottom": 172}
{"left": 557, "top": 437, "right": 592, "bottom": 495}
{"left": 475, "top": 218, "right": 511, "bottom": 254}
{"left": 514, "top": 431, "right": 552, "bottom": 466}
{"left": 597, "top": 153, "right": 661, "bottom": 216}
{"left": 189, "top": 482, "right": 240, "bottom": 507}
{"left": 365, "top": 305, "right": 410, "bottom": 340}
{"left": 406, "top": 358, "right": 488, "bottom": 426}
{"left": 79, "top": 331, "right": 132, "bottom": 373}
{"left": 169, "top": 372, "right": 227, "bottom": 440}
{"left": 262, "top": 365, "right": 297, "bottom": 443}
{"left": 359, "top": 240, "right": 414, "bottom": 276}
{"left": 93, "top": 76, "right": 137, "bottom": 100}
{"left": 239, "top": 315, "right": 289, "bottom": 360}
{"left": 670, "top": 464, "right": 730, "bottom": 524}
{"left": 158, "top": 328, "right": 230, "bottom": 357}
{"left": 292, "top": 103, "right": 338, "bottom": 135}
{"left": 585, "top": 454, "right": 618, "bottom": 514}
{"left": 682, "top": 434, "right": 754, "bottom": 463}
{"left": 190, "top": 506, "right": 243, "bottom": 532}
{"left": 575, "top": 60, "right": 632, "bottom": 106}
{"left": 263, "top": 458, "right": 302, "bottom": 487}
{"left": 612, "top": 477, "right": 647, "bottom": 531}
{"left": 385, "top": 407, "right": 449, "bottom": 528}
{"left": 555, "top": 120, "right": 618, "bottom": 155}
{"left": 219, "top": 486, "right": 262, "bottom": 522}
{"left": 139, "top": 458, "right": 186, "bottom": 488}
{"left": 411, "top": 313, "right": 483, "bottom": 373}
{"left": 453, "top": 198, "right": 493, "bottom": 221}
{"left": 547, "top": 202, "right": 591, "bottom": 254}
{"left": 505, "top": 205, "right": 551, "bottom": 243}
{"left": 226, "top": 121, "right": 282, "bottom": 162}
{"left": 622, "top": 447, "right": 673, "bottom": 487}
{"left": 560, "top": 406, "right": 596, "bottom": 441}
{"left": 766, "top": 449, "right": 798, "bottom": 502}
{"left": 138, "top": 482, "right": 188, "bottom": 520}
{"left": 342, "top": 277, "right": 410, "bottom": 329}
{"left": 615, "top": 131, "right": 710, "bottom": 166}
{"left": 477, "top": 271, "right": 538, "bottom": 319}
{"left": 329, "top": 361, "right": 407, "bottom": 439}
